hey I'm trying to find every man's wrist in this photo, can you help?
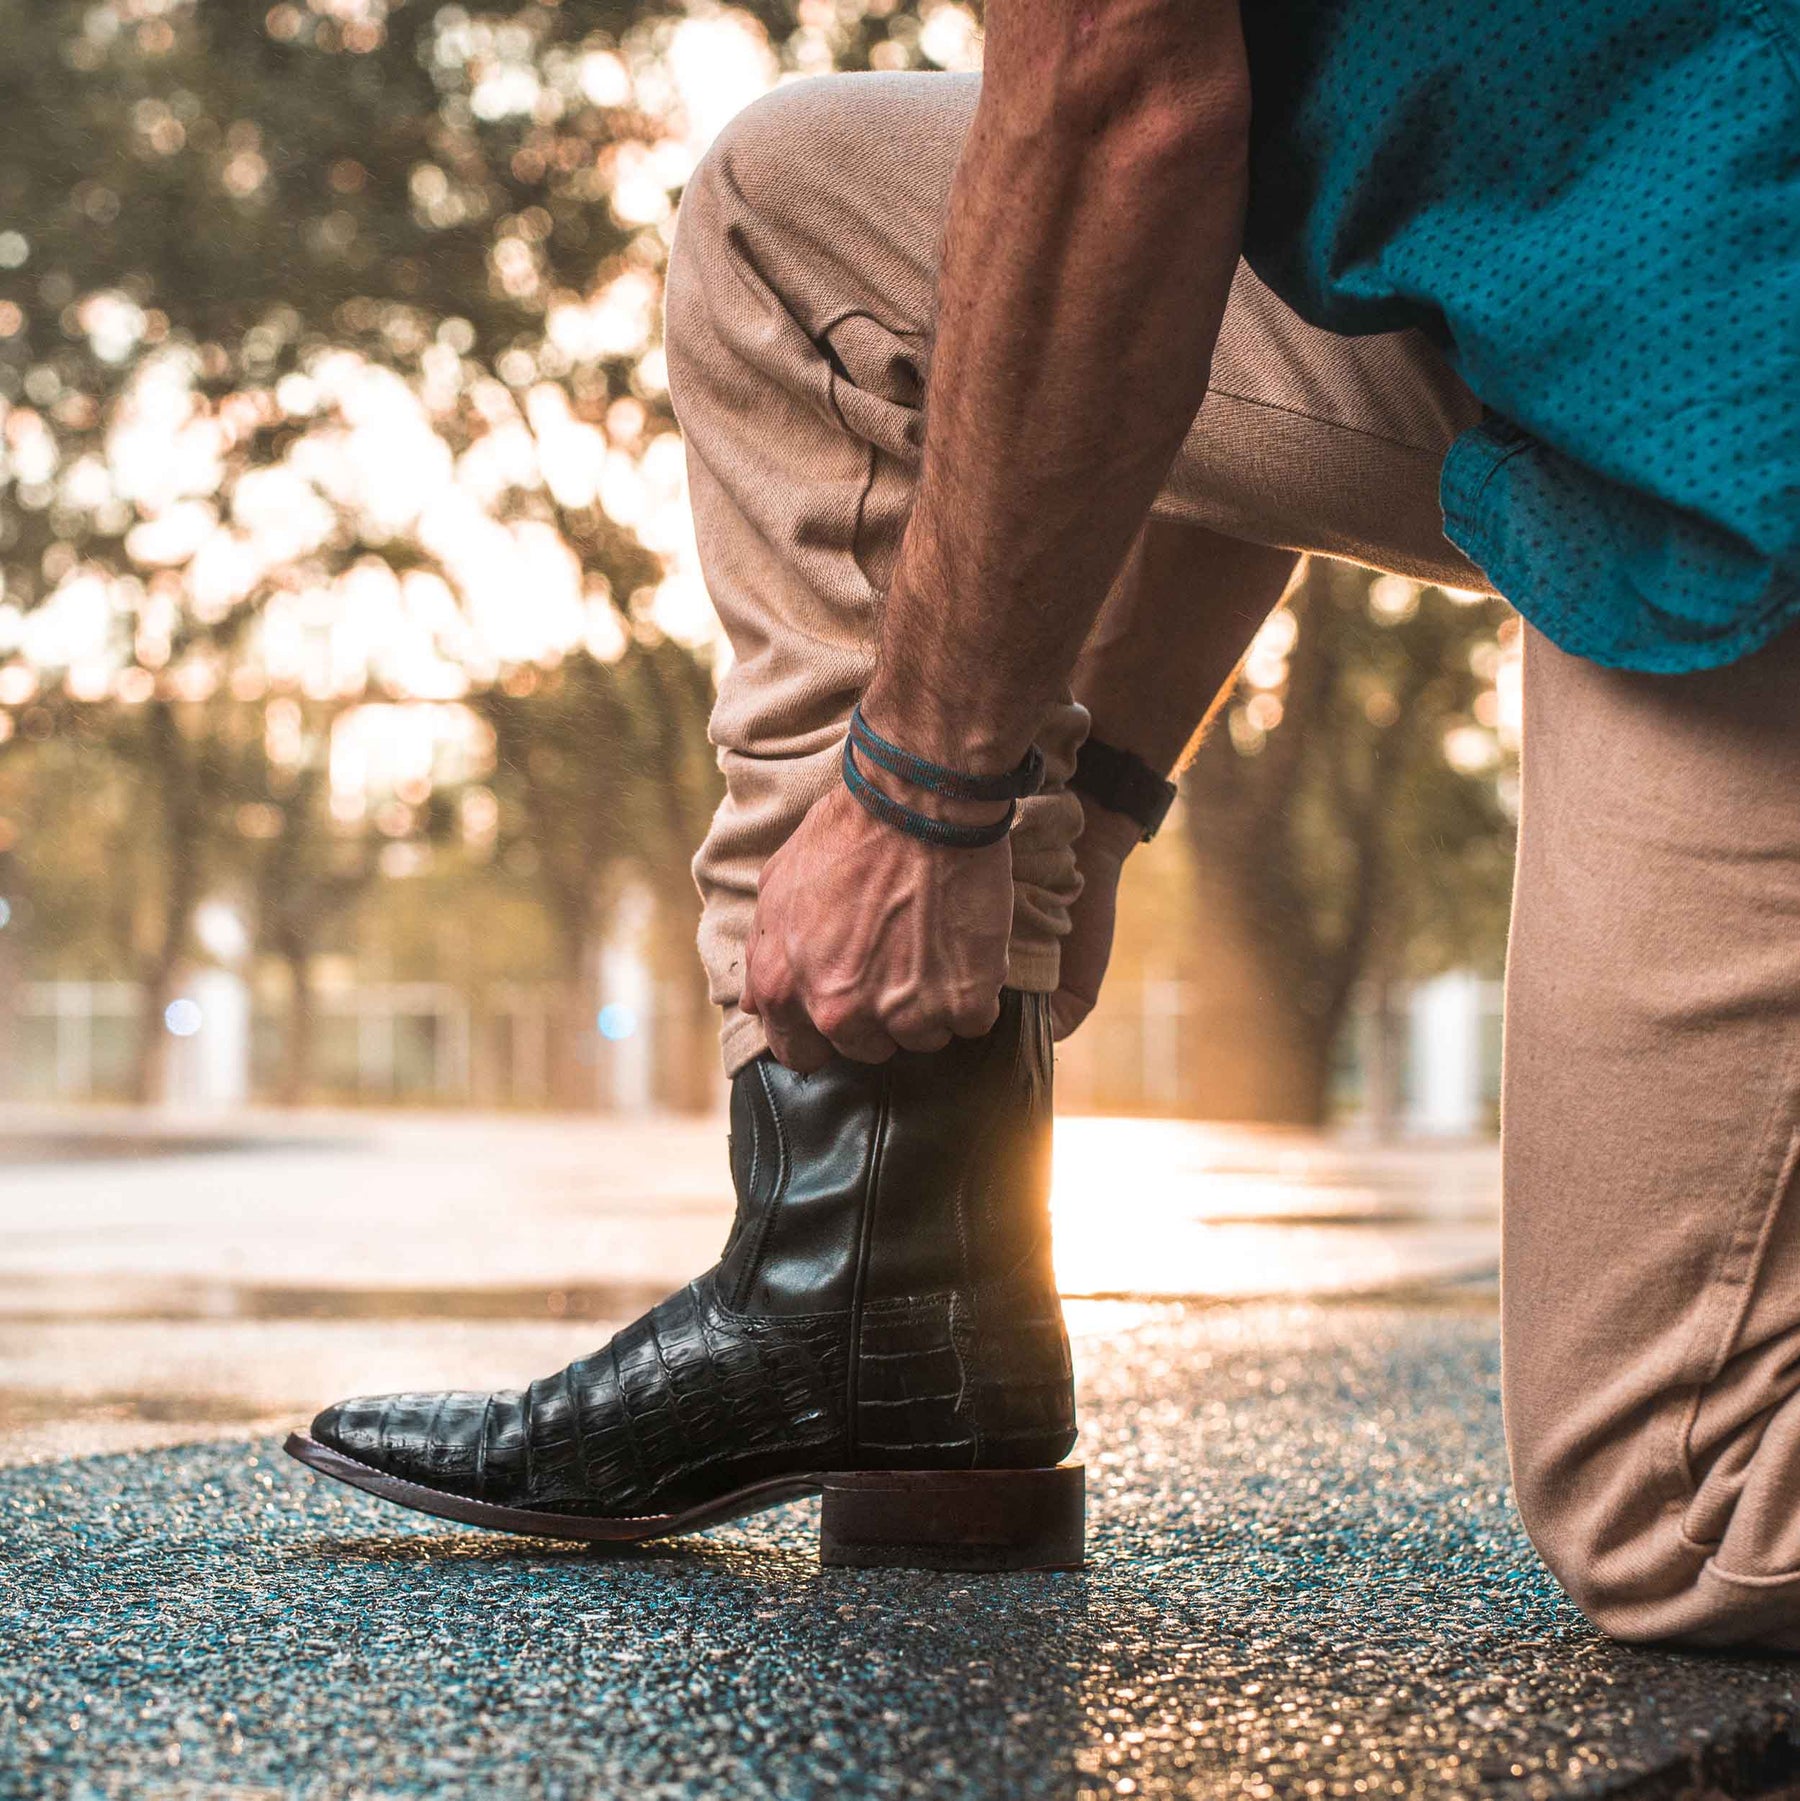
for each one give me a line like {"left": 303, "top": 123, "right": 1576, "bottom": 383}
{"left": 1075, "top": 789, "right": 1148, "bottom": 864}
{"left": 858, "top": 679, "right": 1037, "bottom": 780}
{"left": 1068, "top": 734, "right": 1178, "bottom": 842}
{"left": 855, "top": 752, "right": 1014, "bottom": 831}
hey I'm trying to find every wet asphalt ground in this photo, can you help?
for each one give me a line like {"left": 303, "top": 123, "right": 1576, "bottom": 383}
{"left": 4, "top": 1115, "right": 1799, "bottom": 1798}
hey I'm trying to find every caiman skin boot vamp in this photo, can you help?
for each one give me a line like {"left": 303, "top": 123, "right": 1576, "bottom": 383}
{"left": 287, "top": 991, "right": 1082, "bottom": 1565}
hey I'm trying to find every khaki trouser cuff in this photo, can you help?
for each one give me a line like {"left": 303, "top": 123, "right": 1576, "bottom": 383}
{"left": 719, "top": 1007, "right": 770, "bottom": 1079}
{"left": 1004, "top": 942, "right": 1061, "bottom": 995}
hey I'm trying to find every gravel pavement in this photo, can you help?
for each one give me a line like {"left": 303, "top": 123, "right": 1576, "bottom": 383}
{"left": 7, "top": 1302, "right": 1800, "bottom": 1800}
{"left": 5, "top": 1112, "right": 1798, "bottom": 1798}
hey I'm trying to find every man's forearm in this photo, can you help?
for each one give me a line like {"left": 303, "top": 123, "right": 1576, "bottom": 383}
{"left": 860, "top": 0, "right": 1252, "bottom": 774}
{"left": 744, "top": 1, "right": 1256, "bottom": 1070}
{"left": 1074, "top": 518, "right": 1300, "bottom": 780}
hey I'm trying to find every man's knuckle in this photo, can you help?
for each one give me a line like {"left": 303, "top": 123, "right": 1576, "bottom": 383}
{"left": 897, "top": 1020, "right": 954, "bottom": 1053}
{"left": 753, "top": 955, "right": 794, "bottom": 1002}
{"left": 811, "top": 999, "right": 855, "bottom": 1039}
{"left": 812, "top": 970, "right": 863, "bottom": 1009}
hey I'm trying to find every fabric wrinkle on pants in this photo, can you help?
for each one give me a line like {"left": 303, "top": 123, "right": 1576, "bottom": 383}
{"left": 664, "top": 64, "right": 1800, "bottom": 1655}
{"left": 1504, "top": 624, "right": 1800, "bottom": 1649}
{"left": 663, "top": 71, "right": 1483, "bottom": 1077}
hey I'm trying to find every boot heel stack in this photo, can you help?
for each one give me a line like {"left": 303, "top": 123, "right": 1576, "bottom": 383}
{"left": 817, "top": 1465, "right": 1085, "bottom": 1571}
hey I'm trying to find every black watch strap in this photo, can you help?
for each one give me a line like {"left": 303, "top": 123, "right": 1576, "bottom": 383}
{"left": 1069, "top": 736, "right": 1178, "bottom": 842}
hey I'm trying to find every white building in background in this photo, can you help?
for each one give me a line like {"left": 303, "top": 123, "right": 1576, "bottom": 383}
{"left": 5, "top": 961, "right": 1501, "bottom": 1132}
{"left": 159, "top": 900, "right": 255, "bottom": 1110}
{"left": 161, "top": 967, "right": 251, "bottom": 1110}
{"left": 1052, "top": 968, "right": 1502, "bottom": 1136}
{"left": 1405, "top": 971, "right": 1494, "bottom": 1139}
{"left": 596, "top": 884, "right": 655, "bottom": 1115}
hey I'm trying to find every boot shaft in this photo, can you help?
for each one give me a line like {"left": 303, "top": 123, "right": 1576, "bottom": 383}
{"left": 721, "top": 990, "right": 1056, "bottom": 1312}
{"left": 720, "top": 991, "right": 1074, "bottom": 1468}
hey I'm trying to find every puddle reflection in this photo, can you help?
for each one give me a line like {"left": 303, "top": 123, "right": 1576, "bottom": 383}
{"left": 1050, "top": 1118, "right": 1498, "bottom": 1301}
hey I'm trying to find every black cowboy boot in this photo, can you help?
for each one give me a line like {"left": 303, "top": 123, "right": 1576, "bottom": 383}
{"left": 286, "top": 990, "right": 1083, "bottom": 1569}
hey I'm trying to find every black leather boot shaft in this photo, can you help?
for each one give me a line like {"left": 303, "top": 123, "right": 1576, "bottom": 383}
{"left": 307, "top": 991, "right": 1075, "bottom": 1520}
{"left": 720, "top": 987, "right": 1072, "bottom": 1468}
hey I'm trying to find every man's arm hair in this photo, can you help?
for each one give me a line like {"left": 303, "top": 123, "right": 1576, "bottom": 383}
{"left": 859, "top": 0, "right": 1252, "bottom": 772}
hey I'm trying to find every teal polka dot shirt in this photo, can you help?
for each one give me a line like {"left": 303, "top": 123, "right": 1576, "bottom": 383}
{"left": 1241, "top": 0, "right": 1799, "bottom": 673}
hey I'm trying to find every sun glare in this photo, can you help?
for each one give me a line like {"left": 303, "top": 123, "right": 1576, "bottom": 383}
{"left": 1050, "top": 1117, "right": 1498, "bottom": 1301}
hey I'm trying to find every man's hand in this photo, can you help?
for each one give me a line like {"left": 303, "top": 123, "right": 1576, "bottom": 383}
{"left": 744, "top": 784, "right": 1012, "bottom": 1071}
{"left": 1050, "top": 798, "right": 1143, "bottom": 1040}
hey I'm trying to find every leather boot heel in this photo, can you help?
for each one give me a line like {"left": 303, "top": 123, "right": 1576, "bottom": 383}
{"left": 817, "top": 1465, "right": 1085, "bottom": 1572}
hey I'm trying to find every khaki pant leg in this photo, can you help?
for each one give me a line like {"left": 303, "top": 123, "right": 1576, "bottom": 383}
{"left": 667, "top": 74, "right": 1023, "bottom": 1076}
{"left": 1503, "top": 623, "right": 1800, "bottom": 1648}
{"left": 1160, "top": 264, "right": 1486, "bottom": 589}
{"left": 667, "top": 71, "right": 1485, "bottom": 1074}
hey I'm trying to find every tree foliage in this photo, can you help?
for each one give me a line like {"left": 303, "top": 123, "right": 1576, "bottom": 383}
{"left": 1179, "top": 559, "right": 1517, "bottom": 1123}
{"left": 0, "top": 0, "right": 1517, "bottom": 1117}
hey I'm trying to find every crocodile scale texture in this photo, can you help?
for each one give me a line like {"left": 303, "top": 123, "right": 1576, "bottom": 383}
{"left": 310, "top": 990, "right": 1077, "bottom": 1517}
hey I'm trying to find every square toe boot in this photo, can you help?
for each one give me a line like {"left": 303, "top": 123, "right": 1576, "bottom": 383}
{"left": 288, "top": 991, "right": 1084, "bottom": 1570}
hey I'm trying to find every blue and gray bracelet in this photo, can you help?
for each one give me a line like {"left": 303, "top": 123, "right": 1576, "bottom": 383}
{"left": 841, "top": 703, "right": 1045, "bottom": 850}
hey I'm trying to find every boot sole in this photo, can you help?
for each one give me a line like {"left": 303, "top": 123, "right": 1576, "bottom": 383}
{"left": 284, "top": 1433, "right": 1085, "bottom": 1571}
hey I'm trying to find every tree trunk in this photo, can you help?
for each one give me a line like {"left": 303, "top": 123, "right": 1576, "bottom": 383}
{"left": 133, "top": 951, "right": 180, "bottom": 1106}
{"left": 278, "top": 946, "right": 315, "bottom": 1107}
{"left": 1175, "top": 561, "right": 1436, "bottom": 1127}
{"left": 547, "top": 945, "right": 600, "bottom": 1112}
{"left": 1360, "top": 956, "right": 1407, "bottom": 1141}
{"left": 649, "top": 890, "right": 717, "bottom": 1114}
{"left": 1177, "top": 848, "right": 1337, "bottom": 1125}
{"left": 0, "top": 925, "right": 19, "bottom": 1103}
{"left": 130, "top": 701, "right": 205, "bottom": 1107}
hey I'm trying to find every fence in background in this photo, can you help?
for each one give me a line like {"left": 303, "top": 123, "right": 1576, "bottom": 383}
{"left": 2, "top": 970, "right": 1502, "bottom": 1132}
{"left": 1053, "top": 970, "right": 1502, "bottom": 1134}
{"left": 1, "top": 979, "right": 698, "bottom": 1109}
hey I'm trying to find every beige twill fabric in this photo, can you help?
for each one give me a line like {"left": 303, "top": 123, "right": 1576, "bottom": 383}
{"left": 1504, "top": 624, "right": 1800, "bottom": 1648}
{"left": 663, "top": 70, "right": 1482, "bottom": 1077}
{"left": 665, "top": 66, "right": 1800, "bottom": 1651}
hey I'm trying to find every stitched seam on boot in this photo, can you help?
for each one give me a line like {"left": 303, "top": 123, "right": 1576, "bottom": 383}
{"left": 607, "top": 1333, "right": 643, "bottom": 1495}
{"left": 951, "top": 1057, "right": 992, "bottom": 1468}
{"left": 726, "top": 1062, "right": 786, "bottom": 1313}
{"left": 845, "top": 1071, "right": 891, "bottom": 1461}
{"left": 474, "top": 1392, "right": 492, "bottom": 1500}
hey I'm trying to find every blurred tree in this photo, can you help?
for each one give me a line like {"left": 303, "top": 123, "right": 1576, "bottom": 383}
{"left": 106, "top": 693, "right": 239, "bottom": 1101}
{"left": 1179, "top": 559, "right": 1517, "bottom": 1124}
{"left": 628, "top": 636, "right": 727, "bottom": 1111}
{"left": 0, "top": 733, "right": 137, "bottom": 984}
{"left": 0, "top": 0, "right": 764, "bottom": 1101}
{"left": 239, "top": 759, "right": 379, "bottom": 1106}
{"left": 0, "top": 783, "right": 21, "bottom": 1095}
{"left": 477, "top": 637, "right": 718, "bottom": 1105}
{"left": 1, "top": 686, "right": 274, "bottom": 1099}
{"left": 0, "top": 0, "right": 1522, "bottom": 1125}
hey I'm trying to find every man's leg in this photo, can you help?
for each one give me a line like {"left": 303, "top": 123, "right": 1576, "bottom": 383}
{"left": 665, "top": 71, "right": 1485, "bottom": 1075}
{"left": 284, "top": 69, "right": 1483, "bottom": 1562}
{"left": 1504, "top": 624, "right": 1800, "bottom": 1648}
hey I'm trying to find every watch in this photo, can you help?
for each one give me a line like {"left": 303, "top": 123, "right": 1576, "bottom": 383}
{"left": 1068, "top": 736, "right": 1178, "bottom": 842}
